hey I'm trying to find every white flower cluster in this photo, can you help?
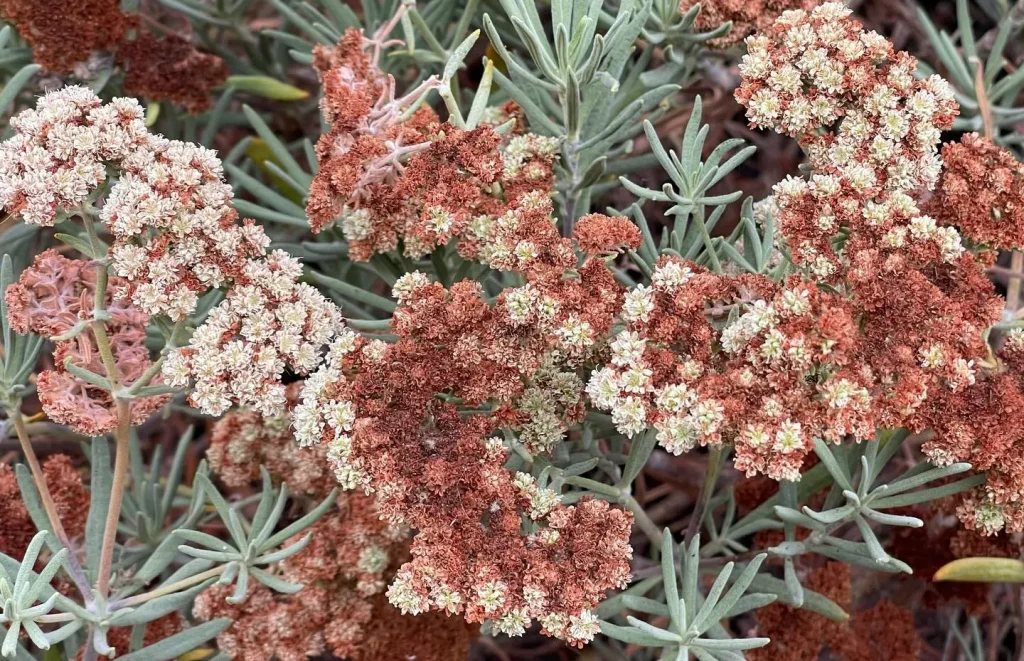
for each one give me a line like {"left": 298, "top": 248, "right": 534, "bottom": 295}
{"left": 775, "top": 177, "right": 966, "bottom": 264}
{"left": 468, "top": 192, "right": 573, "bottom": 272}
{"left": 0, "top": 87, "right": 149, "bottom": 226}
{"left": 515, "top": 361, "right": 585, "bottom": 455}
{"left": 512, "top": 472, "right": 562, "bottom": 519}
{"left": 586, "top": 261, "right": 715, "bottom": 447}
{"left": 0, "top": 86, "right": 272, "bottom": 321}
{"left": 739, "top": 2, "right": 957, "bottom": 194}
{"left": 502, "top": 134, "right": 561, "bottom": 180}
{"left": 290, "top": 329, "right": 366, "bottom": 489}
{"left": 103, "top": 138, "right": 270, "bottom": 320}
{"left": 163, "top": 250, "right": 347, "bottom": 418}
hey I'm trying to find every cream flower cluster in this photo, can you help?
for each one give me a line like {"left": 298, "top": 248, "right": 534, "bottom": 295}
{"left": 588, "top": 259, "right": 875, "bottom": 481}
{"left": 0, "top": 86, "right": 272, "bottom": 321}
{"left": 466, "top": 192, "right": 574, "bottom": 273}
{"left": 291, "top": 329, "right": 367, "bottom": 489}
{"left": 738, "top": 2, "right": 957, "bottom": 193}
{"left": 163, "top": 251, "right": 347, "bottom": 417}
{"left": 513, "top": 359, "right": 585, "bottom": 454}
{"left": 103, "top": 138, "right": 270, "bottom": 320}
{"left": 774, "top": 177, "right": 966, "bottom": 266}
{"left": 0, "top": 87, "right": 148, "bottom": 226}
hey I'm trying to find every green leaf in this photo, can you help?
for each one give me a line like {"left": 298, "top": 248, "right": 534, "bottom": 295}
{"left": 812, "top": 438, "right": 854, "bottom": 492}
{"left": 747, "top": 572, "right": 848, "bottom": 620}
{"left": 241, "top": 105, "right": 311, "bottom": 188}
{"left": 110, "top": 580, "right": 214, "bottom": 626}
{"left": 262, "top": 489, "right": 337, "bottom": 550}
{"left": 599, "top": 620, "right": 672, "bottom": 647}
{"left": 444, "top": 30, "right": 480, "bottom": 82}
{"left": 116, "top": 618, "right": 232, "bottom": 661}
{"left": 227, "top": 75, "right": 309, "bottom": 101}
{"left": 621, "top": 428, "right": 657, "bottom": 488}
{"left": 53, "top": 232, "right": 107, "bottom": 261}
{"left": 145, "top": 102, "right": 160, "bottom": 127}
{"left": 86, "top": 437, "right": 112, "bottom": 578}
{"left": 660, "top": 529, "right": 682, "bottom": 625}
{"left": 870, "top": 473, "right": 985, "bottom": 509}
{"left": 0, "top": 63, "right": 40, "bottom": 111}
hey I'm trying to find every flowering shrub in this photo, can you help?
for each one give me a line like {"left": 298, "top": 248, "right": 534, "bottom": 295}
{"left": 0, "top": 0, "right": 1023, "bottom": 659}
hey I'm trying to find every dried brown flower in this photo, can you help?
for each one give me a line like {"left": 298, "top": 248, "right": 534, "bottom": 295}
{"left": 116, "top": 32, "right": 228, "bottom": 113}
{"left": 193, "top": 493, "right": 476, "bottom": 660}
{"left": 928, "top": 132, "right": 1024, "bottom": 252}
{"left": 0, "top": 0, "right": 131, "bottom": 72}
{"left": 7, "top": 250, "right": 169, "bottom": 435}
{"left": 207, "top": 385, "right": 335, "bottom": 497}
{"left": 749, "top": 562, "right": 920, "bottom": 661}
{"left": 679, "top": 0, "right": 818, "bottom": 47}
{"left": 0, "top": 454, "right": 88, "bottom": 558}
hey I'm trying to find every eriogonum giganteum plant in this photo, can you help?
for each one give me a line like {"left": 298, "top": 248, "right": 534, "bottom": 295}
{"left": 1, "top": 0, "right": 1024, "bottom": 658}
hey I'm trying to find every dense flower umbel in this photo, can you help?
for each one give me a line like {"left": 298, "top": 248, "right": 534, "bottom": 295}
{"left": 589, "top": 258, "right": 872, "bottom": 480}
{"left": 295, "top": 262, "right": 633, "bottom": 645}
{"left": 678, "top": 0, "right": 818, "bottom": 48}
{"left": 0, "top": 455, "right": 87, "bottom": 559}
{"left": 5, "top": 250, "right": 169, "bottom": 435}
{"left": 0, "top": 0, "right": 226, "bottom": 107}
{"left": 115, "top": 33, "right": 229, "bottom": 114}
{"left": 736, "top": 2, "right": 960, "bottom": 277}
{"left": 163, "top": 250, "right": 346, "bottom": 417}
{"left": 306, "top": 24, "right": 566, "bottom": 262}
{"left": 927, "top": 132, "right": 1024, "bottom": 252}
{"left": 749, "top": 562, "right": 921, "bottom": 661}
{"left": 207, "top": 384, "right": 336, "bottom": 497}
{"left": 0, "top": 87, "right": 272, "bottom": 321}
{"left": 0, "top": 87, "right": 355, "bottom": 420}
{"left": 734, "top": 4, "right": 1024, "bottom": 532}
{"left": 0, "top": 0, "right": 131, "bottom": 72}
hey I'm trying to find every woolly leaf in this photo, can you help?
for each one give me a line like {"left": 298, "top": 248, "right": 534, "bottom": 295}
{"left": 116, "top": 618, "right": 232, "bottom": 661}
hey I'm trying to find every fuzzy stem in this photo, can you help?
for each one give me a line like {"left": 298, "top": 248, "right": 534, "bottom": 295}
{"left": 90, "top": 321, "right": 122, "bottom": 390}
{"left": 95, "top": 398, "right": 132, "bottom": 597}
{"left": 11, "top": 410, "right": 93, "bottom": 600}
{"left": 113, "top": 564, "right": 228, "bottom": 609}
{"left": 684, "top": 445, "right": 725, "bottom": 545}
{"left": 621, "top": 494, "right": 662, "bottom": 547}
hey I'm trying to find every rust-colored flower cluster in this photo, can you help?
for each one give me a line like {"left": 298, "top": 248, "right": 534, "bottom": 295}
{"left": 5, "top": 250, "right": 169, "bottom": 435}
{"left": 0, "top": 454, "right": 87, "bottom": 558}
{"left": 207, "top": 384, "right": 335, "bottom": 497}
{"left": 0, "top": 0, "right": 226, "bottom": 110}
{"left": 306, "top": 24, "right": 564, "bottom": 262}
{"left": 115, "top": 33, "right": 229, "bottom": 114}
{"left": 193, "top": 492, "right": 476, "bottom": 661}
{"left": 737, "top": 2, "right": 959, "bottom": 278}
{"left": 733, "top": 3, "right": 1024, "bottom": 532}
{"left": 927, "top": 132, "right": 1024, "bottom": 252}
{"left": 678, "top": 0, "right": 818, "bottom": 48}
{"left": 292, "top": 223, "right": 636, "bottom": 645}
{"left": 0, "top": 0, "right": 130, "bottom": 72}
{"left": 749, "top": 562, "right": 920, "bottom": 661}
{"left": 588, "top": 259, "right": 873, "bottom": 480}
